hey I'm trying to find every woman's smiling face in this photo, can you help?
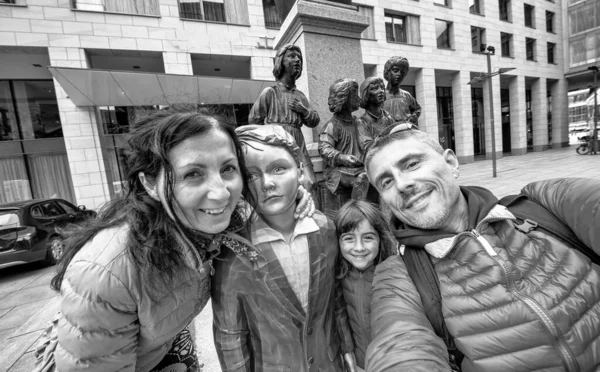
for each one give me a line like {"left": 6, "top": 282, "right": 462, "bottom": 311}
{"left": 167, "top": 129, "right": 243, "bottom": 234}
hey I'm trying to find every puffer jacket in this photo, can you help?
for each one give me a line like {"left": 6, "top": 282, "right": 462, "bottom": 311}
{"left": 341, "top": 265, "right": 374, "bottom": 369}
{"left": 55, "top": 223, "right": 244, "bottom": 372}
{"left": 367, "top": 178, "right": 600, "bottom": 372}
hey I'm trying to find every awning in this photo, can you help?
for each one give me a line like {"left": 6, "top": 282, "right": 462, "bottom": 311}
{"left": 48, "top": 67, "right": 274, "bottom": 107}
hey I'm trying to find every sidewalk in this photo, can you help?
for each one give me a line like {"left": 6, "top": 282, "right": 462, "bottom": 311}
{"left": 1, "top": 145, "right": 598, "bottom": 372}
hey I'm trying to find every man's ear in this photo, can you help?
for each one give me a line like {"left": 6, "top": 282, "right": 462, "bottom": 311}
{"left": 442, "top": 149, "right": 460, "bottom": 176}
{"left": 139, "top": 172, "right": 159, "bottom": 201}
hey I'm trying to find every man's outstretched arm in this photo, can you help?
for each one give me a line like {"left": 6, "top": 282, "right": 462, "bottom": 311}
{"left": 366, "top": 255, "right": 451, "bottom": 372}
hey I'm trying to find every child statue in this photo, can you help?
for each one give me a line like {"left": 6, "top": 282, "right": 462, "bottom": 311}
{"left": 319, "top": 78, "right": 369, "bottom": 218}
{"left": 248, "top": 44, "right": 319, "bottom": 194}
{"left": 356, "top": 76, "right": 395, "bottom": 148}
{"left": 383, "top": 56, "right": 421, "bottom": 125}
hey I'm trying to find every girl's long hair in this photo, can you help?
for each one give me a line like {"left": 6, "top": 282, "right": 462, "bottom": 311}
{"left": 51, "top": 110, "right": 254, "bottom": 292}
{"left": 334, "top": 200, "right": 397, "bottom": 279}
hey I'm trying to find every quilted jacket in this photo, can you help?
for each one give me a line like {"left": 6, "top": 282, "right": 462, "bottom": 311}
{"left": 366, "top": 178, "right": 600, "bottom": 372}
{"left": 54, "top": 223, "right": 243, "bottom": 372}
{"left": 340, "top": 265, "right": 374, "bottom": 369}
{"left": 211, "top": 211, "right": 353, "bottom": 372}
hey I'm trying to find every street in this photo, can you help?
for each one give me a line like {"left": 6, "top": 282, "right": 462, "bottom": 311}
{"left": 0, "top": 145, "right": 599, "bottom": 372}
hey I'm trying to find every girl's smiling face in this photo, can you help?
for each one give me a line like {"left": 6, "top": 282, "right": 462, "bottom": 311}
{"left": 339, "top": 219, "right": 380, "bottom": 271}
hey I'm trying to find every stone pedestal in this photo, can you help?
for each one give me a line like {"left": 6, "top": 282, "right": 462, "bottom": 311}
{"left": 274, "top": 0, "right": 369, "bottom": 143}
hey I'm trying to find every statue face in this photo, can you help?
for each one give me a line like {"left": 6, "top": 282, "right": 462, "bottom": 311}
{"left": 282, "top": 49, "right": 302, "bottom": 80}
{"left": 367, "top": 81, "right": 386, "bottom": 106}
{"left": 388, "top": 65, "right": 406, "bottom": 86}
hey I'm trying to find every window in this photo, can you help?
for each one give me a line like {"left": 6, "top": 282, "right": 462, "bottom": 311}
{"left": 524, "top": 4, "right": 535, "bottom": 28}
{"left": 499, "top": 0, "right": 511, "bottom": 21}
{"left": 385, "top": 11, "right": 421, "bottom": 44}
{"left": 57, "top": 200, "right": 77, "bottom": 214}
{"left": 38, "top": 202, "right": 63, "bottom": 217}
{"left": 358, "top": 5, "right": 375, "bottom": 40}
{"left": 469, "top": 0, "right": 481, "bottom": 14}
{"left": 178, "top": 0, "right": 250, "bottom": 24}
{"left": 501, "top": 32, "right": 513, "bottom": 57}
{"left": 434, "top": 0, "right": 450, "bottom": 6}
{"left": 569, "top": 2, "right": 600, "bottom": 35}
{"left": 436, "top": 20, "right": 452, "bottom": 49}
{"left": 526, "top": 37, "right": 536, "bottom": 61}
{"left": 546, "top": 11, "right": 554, "bottom": 32}
{"left": 471, "top": 27, "right": 486, "bottom": 53}
{"left": 547, "top": 42, "right": 556, "bottom": 63}
{"left": 262, "top": 0, "right": 281, "bottom": 29}
{"left": 72, "top": 0, "right": 159, "bottom": 15}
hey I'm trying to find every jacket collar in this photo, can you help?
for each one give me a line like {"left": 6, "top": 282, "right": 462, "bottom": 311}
{"left": 418, "top": 204, "right": 516, "bottom": 259}
{"left": 251, "top": 215, "right": 320, "bottom": 247}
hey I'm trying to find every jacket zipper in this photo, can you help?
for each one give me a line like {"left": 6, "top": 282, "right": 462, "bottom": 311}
{"left": 469, "top": 229, "right": 580, "bottom": 372}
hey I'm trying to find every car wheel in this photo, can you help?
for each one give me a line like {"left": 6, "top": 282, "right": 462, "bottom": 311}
{"left": 46, "top": 236, "right": 64, "bottom": 266}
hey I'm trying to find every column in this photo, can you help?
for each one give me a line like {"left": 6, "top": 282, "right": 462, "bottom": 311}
{"left": 531, "top": 77, "right": 548, "bottom": 152}
{"left": 482, "top": 73, "right": 503, "bottom": 160}
{"left": 415, "top": 68, "right": 438, "bottom": 140}
{"left": 452, "top": 70, "right": 474, "bottom": 164}
{"left": 551, "top": 78, "right": 569, "bottom": 147}
{"left": 49, "top": 47, "right": 111, "bottom": 210}
{"left": 163, "top": 51, "right": 192, "bottom": 75}
{"left": 509, "top": 75, "right": 527, "bottom": 155}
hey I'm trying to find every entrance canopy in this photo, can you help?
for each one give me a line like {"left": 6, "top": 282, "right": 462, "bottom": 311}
{"left": 48, "top": 67, "right": 274, "bottom": 107}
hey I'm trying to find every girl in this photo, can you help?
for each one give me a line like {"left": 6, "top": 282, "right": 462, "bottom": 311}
{"left": 334, "top": 200, "right": 397, "bottom": 371}
{"left": 212, "top": 124, "right": 354, "bottom": 372}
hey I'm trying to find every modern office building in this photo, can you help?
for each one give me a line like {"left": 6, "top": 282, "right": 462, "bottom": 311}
{"left": 0, "top": 0, "right": 571, "bottom": 208}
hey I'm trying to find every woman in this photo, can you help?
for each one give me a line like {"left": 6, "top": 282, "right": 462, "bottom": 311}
{"left": 49, "top": 111, "right": 312, "bottom": 372}
{"left": 212, "top": 125, "right": 354, "bottom": 372}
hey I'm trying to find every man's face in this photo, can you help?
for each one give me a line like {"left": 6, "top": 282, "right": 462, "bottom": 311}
{"left": 367, "top": 81, "right": 386, "bottom": 106}
{"left": 366, "top": 137, "right": 461, "bottom": 230}
{"left": 282, "top": 49, "right": 302, "bottom": 79}
{"left": 388, "top": 65, "right": 405, "bottom": 86}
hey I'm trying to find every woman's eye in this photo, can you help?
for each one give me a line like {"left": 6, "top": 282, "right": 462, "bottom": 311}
{"left": 183, "top": 171, "right": 202, "bottom": 179}
{"left": 223, "top": 164, "right": 238, "bottom": 173}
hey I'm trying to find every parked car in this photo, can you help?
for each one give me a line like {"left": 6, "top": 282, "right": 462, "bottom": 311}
{"left": 0, "top": 198, "right": 96, "bottom": 270}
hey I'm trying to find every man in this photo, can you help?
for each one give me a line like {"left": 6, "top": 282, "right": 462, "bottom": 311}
{"left": 382, "top": 57, "right": 421, "bottom": 125}
{"left": 364, "top": 124, "right": 600, "bottom": 372}
{"left": 249, "top": 43, "right": 319, "bottom": 193}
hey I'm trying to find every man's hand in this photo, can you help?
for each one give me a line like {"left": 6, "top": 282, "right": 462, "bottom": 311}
{"left": 294, "top": 185, "right": 315, "bottom": 219}
{"left": 288, "top": 98, "right": 309, "bottom": 117}
{"left": 338, "top": 155, "right": 362, "bottom": 167}
{"left": 344, "top": 352, "right": 358, "bottom": 372}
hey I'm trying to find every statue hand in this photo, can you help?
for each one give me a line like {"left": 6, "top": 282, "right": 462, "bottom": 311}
{"left": 343, "top": 352, "right": 358, "bottom": 372}
{"left": 339, "top": 155, "right": 362, "bottom": 167}
{"left": 288, "top": 98, "right": 309, "bottom": 116}
{"left": 294, "top": 184, "right": 315, "bottom": 219}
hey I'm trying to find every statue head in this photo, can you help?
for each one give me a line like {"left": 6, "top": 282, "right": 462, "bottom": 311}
{"left": 328, "top": 78, "right": 359, "bottom": 114}
{"left": 359, "top": 77, "right": 386, "bottom": 109}
{"left": 273, "top": 44, "right": 303, "bottom": 80}
{"left": 383, "top": 56, "right": 410, "bottom": 86}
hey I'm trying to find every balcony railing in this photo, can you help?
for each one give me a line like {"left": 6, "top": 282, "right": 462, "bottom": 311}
{"left": 178, "top": 0, "right": 249, "bottom": 25}
{"left": 71, "top": 0, "right": 159, "bottom": 16}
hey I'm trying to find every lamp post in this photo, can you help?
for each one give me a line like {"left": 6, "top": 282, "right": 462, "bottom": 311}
{"left": 468, "top": 46, "right": 515, "bottom": 178}
{"left": 588, "top": 66, "right": 599, "bottom": 154}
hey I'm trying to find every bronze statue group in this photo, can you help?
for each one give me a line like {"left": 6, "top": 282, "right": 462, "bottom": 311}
{"left": 35, "top": 44, "right": 600, "bottom": 372}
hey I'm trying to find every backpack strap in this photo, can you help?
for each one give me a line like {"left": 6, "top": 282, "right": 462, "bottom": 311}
{"left": 403, "top": 246, "right": 464, "bottom": 371}
{"left": 499, "top": 194, "right": 600, "bottom": 265}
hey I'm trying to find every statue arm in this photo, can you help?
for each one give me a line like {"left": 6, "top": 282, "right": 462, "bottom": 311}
{"left": 318, "top": 123, "right": 341, "bottom": 165}
{"left": 248, "top": 88, "right": 273, "bottom": 125}
{"left": 299, "top": 92, "right": 320, "bottom": 128}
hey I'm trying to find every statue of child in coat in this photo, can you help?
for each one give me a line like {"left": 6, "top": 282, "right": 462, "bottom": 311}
{"left": 383, "top": 56, "right": 421, "bottom": 125}
{"left": 356, "top": 76, "right": 395, "bottom": 148}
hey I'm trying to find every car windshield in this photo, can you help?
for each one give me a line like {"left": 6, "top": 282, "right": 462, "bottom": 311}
{"left": 0, "top": 211, "right": 21, "bottom": 228}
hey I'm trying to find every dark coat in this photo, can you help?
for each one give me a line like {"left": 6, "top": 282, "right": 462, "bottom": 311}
{"left": 341, "top": 265, "right": 374, "bottom": 369}
{"left": 211, "top": 211, "right": 352, "bottom": 372}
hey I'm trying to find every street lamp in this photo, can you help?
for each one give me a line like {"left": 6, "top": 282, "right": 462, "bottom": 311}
{"left": 468, "top": 45, "right": 516, "bottom": 178}
{"left": 588, "top": 66, "right": 598, "bottom": 154}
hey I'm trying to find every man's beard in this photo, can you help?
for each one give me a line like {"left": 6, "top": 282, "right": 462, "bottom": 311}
{"left": 391, "top": 186, "right": 448, "bottom": 230}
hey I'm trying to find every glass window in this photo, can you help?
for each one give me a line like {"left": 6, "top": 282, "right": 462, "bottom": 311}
{"left": 546, "top": 11, "right": 554, "bottom": 32}
{"left": 501, "top": 32, "right": 512, "bottom": 57}
{"left": 436, "top": 20, "right": 452, "bottom": 49}
{"left": 12, "top": 81, "right": 62, "bottom": 140}
{"left": 526, "top": 37, "right": 536, "bottom": 61}
{"left": 434, "top": 0, "right": 450, "bottom": 6}
{"left": 471, "top": 27, "right": 486, "bottom": 53}
{"left": 0, "top": 81, "right": 19, "bottom": 141}
{"left": 57, "top": 200, "right": 77, "bottom": 214}
{"left": 499, "top": 0, "right": 511, "bottom": 21}
{"left": 469, "top": 0, "right": 481, "bottom": 14}
{"left": 0, "top": 156, "right": 32, "bottom": 203}
{"left": 524, "top": 4, "right": 535, "bottom": 28}
{"left": 358, "top": 6, "right": 375, "bottom": 40}
{"left": 203, "top": 1, "right": 225, "bottom": 22}
{"left": 547, "top": 42, "right": 556, "bottom": 63}
{"left": 30, "top": 206, "right": 42, "bottom": 218}
{"left": 262, "top": 0, "right": 281, "bottom": 29}
{"left": 384, "top": 12, "right": 420, "bottom": 44}
{"left": 28, "top": 153, "right": 76, "bottom": 202}
{"left": 37, "top": 201, "right": 63, "bottom": 217}
{"left": 178, "top": 0, "right": 249, "bottom": 24}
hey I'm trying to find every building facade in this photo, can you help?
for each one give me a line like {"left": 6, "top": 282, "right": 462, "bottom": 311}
{"left": 0, "top": 0, "right": 569, "bottom": 209}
